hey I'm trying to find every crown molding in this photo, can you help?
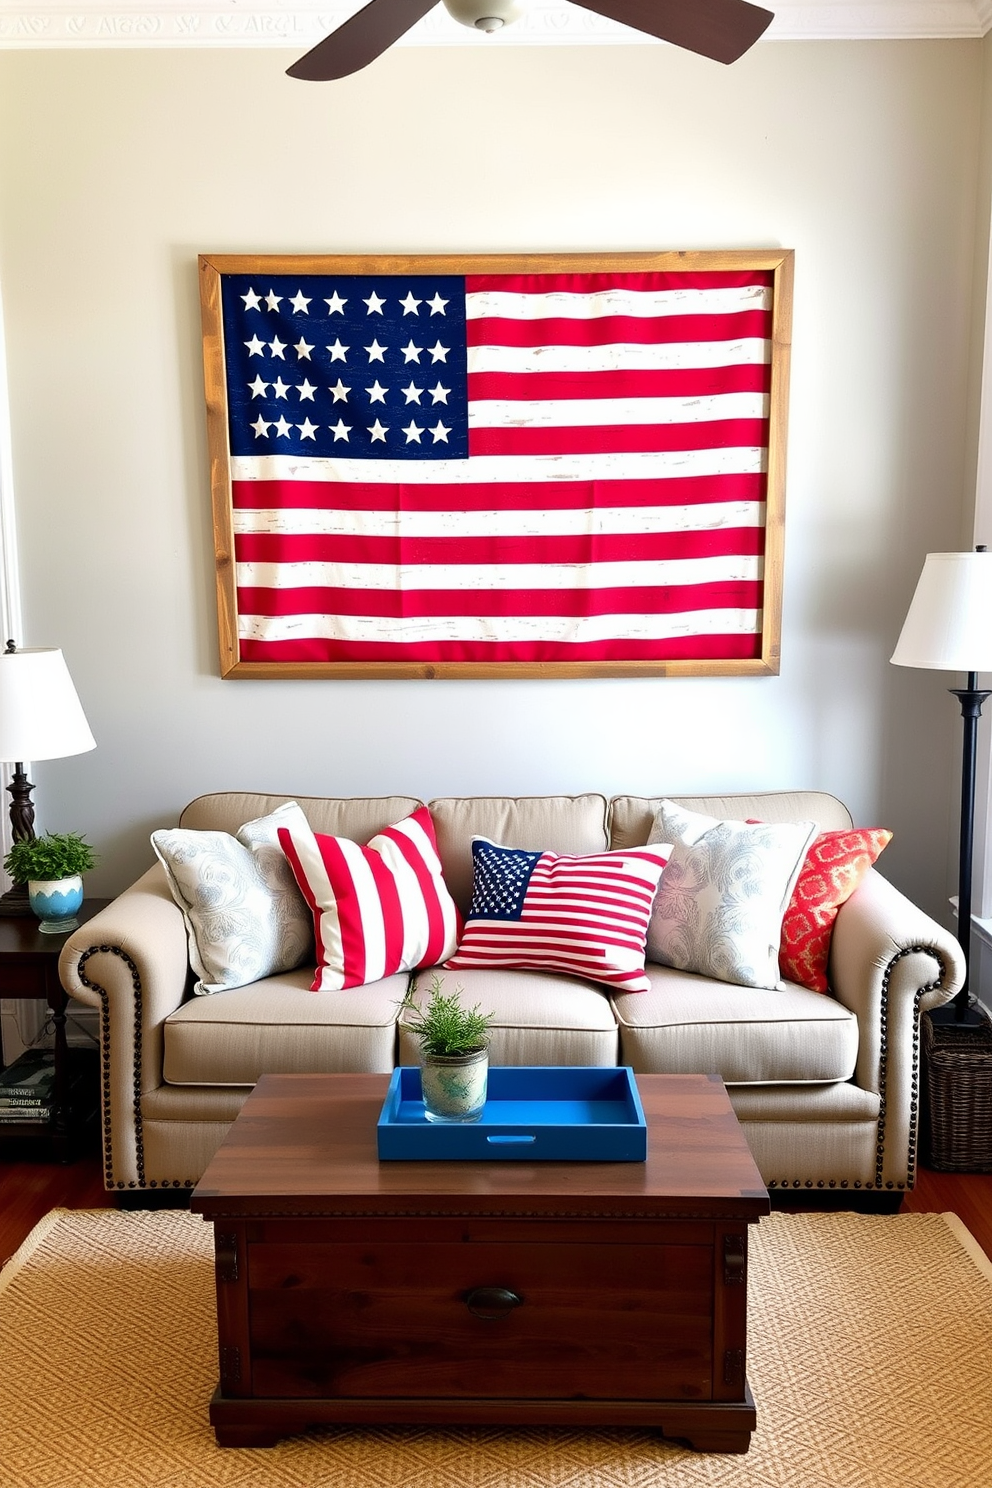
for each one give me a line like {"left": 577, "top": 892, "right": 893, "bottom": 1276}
{"left": 0, "top": 1, "right": 988, "bottom": 50}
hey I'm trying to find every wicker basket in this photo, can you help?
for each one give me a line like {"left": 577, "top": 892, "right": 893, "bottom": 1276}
{"left": 921, "top": 1006, "right": 992, "bottom": 1172}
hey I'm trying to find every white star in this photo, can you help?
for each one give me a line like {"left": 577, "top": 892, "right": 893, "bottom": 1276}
{"left": 247, "top": 376, "right": 269, "bottom": 399}
{"left": 265, "top": 289, "right": 283, "bottom": 312}
{"left": 400, "top": 291, "right": 422, "bottom": 315}
{"left": 296, "top": 379, "right": 317, "bottom": 401}
{"left": 401, "top": 341, "right": 423, "bottom": 364}
{"left": 241, "top": 287, "right": 262, "bottom": 311}
{"left": 429, "top": 382, "right": 451, "bottom": 404}
{"left": 429, "top": 421, "right": 451, "bottom": 443}
{"left": 364, "top": 290, "right": 386, "bottom": 315}
{"left": 250, "top": 415, "right": 271, "bottom": 438}
{"left": 402, "top": 383, "right": 424, "bottom": 404}
{"left": 330, "top": 419, "right": 351, "bottom": 441}
{"left": 329, "top": 379, "right": 351, "bottom": 402}
{"left": 365, "top": 380, "right": 388, "bottom": 404}
{"left": 297, "top": 417, "right": 319, "bottom": 440}
{"left": 428, "top": 342, "right": 449, "bottom": 363}
{"left": 402, "top": 421, "right": 424, "bottom": 444}
{"left": 427, "top": 292, "right": 449, "bottom": 315}
{"left": 290, "top": 289, "right": 312, "bottom": 314}
{"left": 327, "top": 339, "right": 349, "bottom": 362}
{"left": 273, "top": 415, "right": 293, "bottom": 438}
{"left": 365, "top": 339, "right": 387, "bottom": 363}
{"left": 325, "top": 291, "right": 347, "bottom": 315}
{"left": 268, "top": 336, "right": 286, "bottom": 360}
{"left": 244, "top": 335, "right": 266, "bottom": 357}
{"left": 271, "top": 377, "right": 290, "bottom": 399}
{"left": 368, "top": 419, "right": 389, "bottom": 442}
{"left": 294, "top": 337, "right": 314, "bottom": 360}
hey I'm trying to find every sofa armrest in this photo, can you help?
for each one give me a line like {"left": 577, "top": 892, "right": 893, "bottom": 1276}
{"left": 828, "top": 867, "right": 965, "bottom": 1188}
{"left": 58, "top": 862, "right": 190, "bottom": 1189}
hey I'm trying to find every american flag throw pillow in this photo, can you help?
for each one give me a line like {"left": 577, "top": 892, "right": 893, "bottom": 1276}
{"left": 445, "top": 837, "right": 671, "bottom": 993}
{"left": 278, "top": 806, "right": 461, "bottom": 991}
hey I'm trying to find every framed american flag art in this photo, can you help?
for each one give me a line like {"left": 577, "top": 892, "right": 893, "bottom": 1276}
{"left": 198, "top": 249, "right": 793, "bottom": 679}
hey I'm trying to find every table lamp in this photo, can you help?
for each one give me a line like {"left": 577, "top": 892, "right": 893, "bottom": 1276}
{"left": 891, "top": 547, "right": 992, "bottom": 1024}
{"left": 0, "top": 640, "right": 96, "bottom": 917}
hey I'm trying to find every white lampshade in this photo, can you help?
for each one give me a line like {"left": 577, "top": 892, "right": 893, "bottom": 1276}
{"left": 890, "top": 551, "right": 992, "bottom": 672}
{"left": 0, "top": 648, "right": 96, "bottom": 763}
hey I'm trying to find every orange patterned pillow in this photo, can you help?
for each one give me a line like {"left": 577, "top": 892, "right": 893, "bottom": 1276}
{"left": 779, "top": 829, "right": 892, "bottom": 992}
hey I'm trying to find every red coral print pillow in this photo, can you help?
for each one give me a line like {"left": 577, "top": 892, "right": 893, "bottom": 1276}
{"left": 780, "top": 828, "right": 892, "bottom": 992}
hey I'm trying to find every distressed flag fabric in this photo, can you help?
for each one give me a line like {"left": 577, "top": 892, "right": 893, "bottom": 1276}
{"left": 277, "top": 806, "right": 461, "bottom": 991}
{"left": 445, "top": 837, "right": 671, "bottom": 993}
{"left": 220, "top": 267, "right": 773, "bottom": 666}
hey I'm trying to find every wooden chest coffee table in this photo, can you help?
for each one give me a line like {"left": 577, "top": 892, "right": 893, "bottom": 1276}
{"left": 191, "top": 1071, "right": 769, "bottom": 1453}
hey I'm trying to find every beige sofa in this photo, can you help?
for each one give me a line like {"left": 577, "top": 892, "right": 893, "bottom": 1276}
{"left": 59, "top": 789, "right": 964, "bottom": 1205}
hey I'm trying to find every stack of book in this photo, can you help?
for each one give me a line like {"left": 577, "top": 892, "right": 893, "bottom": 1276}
{"left": 0, "top": 1048, "right": 56, "bottom": 1125}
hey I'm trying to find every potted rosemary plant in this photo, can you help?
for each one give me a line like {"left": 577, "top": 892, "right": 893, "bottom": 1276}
{"left": 401, "top": 973, "right": 495, "bottom": 1124}
{"left": 4, "top": 831, "right": 97, "bottom": 933}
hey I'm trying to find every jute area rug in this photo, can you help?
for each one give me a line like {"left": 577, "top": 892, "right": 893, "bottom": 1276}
{"left": 0, "top": 1209, "right": 990, "bottom": 1488}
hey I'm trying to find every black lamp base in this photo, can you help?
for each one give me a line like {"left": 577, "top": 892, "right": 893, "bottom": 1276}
{"left": 928, "top": 995, "right": 988, "bottom": 1029}
{"left": 0, "top": 882, "right": 31, "bottom": 918}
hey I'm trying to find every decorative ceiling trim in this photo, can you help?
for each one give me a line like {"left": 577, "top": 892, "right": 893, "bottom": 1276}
{"left": 0, "top": 1, "right": 988, "bottom": 49}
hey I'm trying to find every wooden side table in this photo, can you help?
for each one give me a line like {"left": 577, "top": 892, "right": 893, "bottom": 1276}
{"left": 0, "top": 899, "right": 110, "bottom": 1162}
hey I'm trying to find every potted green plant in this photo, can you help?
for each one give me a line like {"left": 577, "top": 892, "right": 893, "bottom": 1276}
{"left": 4, "top": 832, "right": 97, "bottom": 934}
{"left": 400, "top": 973, "right": 495, "bottom": 1124}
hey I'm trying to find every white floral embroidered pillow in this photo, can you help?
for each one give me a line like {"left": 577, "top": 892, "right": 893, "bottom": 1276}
{"left": 646, "top": 801, "right": 817, "bottom": 990}
{"left": 152, "top": 801, "right": 313, "bottom": 995}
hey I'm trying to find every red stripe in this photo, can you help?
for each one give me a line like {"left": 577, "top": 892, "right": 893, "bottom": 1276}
{"left": 467, "top": 310, "right": 770, "bottom": 349}
{"left": 232, "top": 473, "right": 767, "bottom": 513}
{"left": 276, "top": 828, "right": 323, "bottom": 992}
{"left": 468, "top": 419, "right": 767, "bottom": 458}
{"left": 465, "top": 271, "right": 773, "bottom": 294}
{"left": 387, "top": 808, "right": 448, "bottom": 969}
{"left": 235, "top": 527, "right": 763, "bottom": 568}
{"left": 315, "top": 835, "right": 366, "bottom": 988}
{"left": 467, "top": 364, "right": 771, "bottom": 401}
{"left": 236, "top": 580, "right": 764, "bottom": 620}
{"left": 361, "top": 835, "right": 405, "bottom": 977}
{"left": 239, "top": 634, "right": 762, "bottom": 663}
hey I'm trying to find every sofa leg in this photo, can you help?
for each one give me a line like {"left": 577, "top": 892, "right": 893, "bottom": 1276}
{"left": 115, "top": 1189, "right": 193, "bottom": 1212}
{"left": 768, "top": 1189, "right": 903, "bottom": 1215}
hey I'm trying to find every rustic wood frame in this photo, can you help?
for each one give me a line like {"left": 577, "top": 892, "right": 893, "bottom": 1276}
{"left": 199, "top": 249, "right": 793, "bottom": 680}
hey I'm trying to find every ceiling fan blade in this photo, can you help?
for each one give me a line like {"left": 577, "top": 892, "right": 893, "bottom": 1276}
{"left": 287, "top": 0, "right": 441, "bottom": 80}
{"left": 571, "top": 0, "right": 772, "bottom": 64}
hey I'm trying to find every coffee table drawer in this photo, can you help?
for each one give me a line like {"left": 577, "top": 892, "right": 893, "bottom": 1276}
{"left": 247, "top": 1239, "right": 714, "bottom": 1401}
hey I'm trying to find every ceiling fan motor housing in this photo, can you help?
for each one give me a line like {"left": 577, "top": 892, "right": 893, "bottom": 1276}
{"left": 442, "top": 0, "right": 524, "bottom": 31}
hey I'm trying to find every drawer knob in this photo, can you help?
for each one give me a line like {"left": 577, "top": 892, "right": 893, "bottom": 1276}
{"left": 465, "top": 1286, "right": 523, "bottom": 1319}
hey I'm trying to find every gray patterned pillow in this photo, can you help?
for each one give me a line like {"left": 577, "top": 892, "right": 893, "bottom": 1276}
{"left": 646, "top": 801, "right": 817, "bottom": 989}
{"left": 151, "top": 801, "right": 313, "bottom": 995}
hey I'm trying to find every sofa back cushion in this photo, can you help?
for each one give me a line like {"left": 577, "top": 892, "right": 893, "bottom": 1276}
{"left": 429, "top": 795, "right": 610, "bottom": 915}
{"left": 609, "top": 791, "right": 852, "bottom": 851}
{"left": 180, "top": 794, "right": 424, "bottom": 842}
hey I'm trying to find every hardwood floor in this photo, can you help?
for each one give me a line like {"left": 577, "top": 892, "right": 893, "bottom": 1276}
{"left": 2, "top": 1150, "right": 992, "bottom": 1271}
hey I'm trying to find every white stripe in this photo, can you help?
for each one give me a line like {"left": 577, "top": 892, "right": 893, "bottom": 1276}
{"left": 336, "top": 837, "right": 387, "bottom": 984}
{"left": 283, "top": 825, "right": 346, "bottom": 991}
{"left": 232, "top": 501, "right": 764, "bottom": 540}
{"left": 370, "top": 828, "right": 430, "bottom": 970}
{"left": 388, "top": 814, "right": 459, "bottom": 963}
{"left": 468, "top": 339, "right": 769, "bottom": 375}
{"left": 465, "top": 285, "right": 771, "bottom": 321}
{"left": 237, "top": 555, "right": 762, "bottom": 593}
{"left": 467, "top": 392, "right": 767, "bottom": 430}
{"left": 237, "top": 608, "right": 762, "bottom": 646}
{"left": 231, "top": 447, "right": 766, "bottom": 486}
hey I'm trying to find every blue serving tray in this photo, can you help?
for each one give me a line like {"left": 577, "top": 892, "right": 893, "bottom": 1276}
{"left": 376, "top": 1065, "right": 647, "bottom": 1162}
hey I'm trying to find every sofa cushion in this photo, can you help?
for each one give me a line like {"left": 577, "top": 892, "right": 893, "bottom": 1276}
{"left": 613, "top": 965, "right": 859, "bottom": 1084}
{"left": 608, "top": 791, "right": 853, "bottom": 852}
{"left": 445, "top": 837, "right": 669, "bottom": 993}
{"left": 279, "top": 806, "right": 461, "bottom": 991}
{"left": 646, "top": 801, "right": 816, "bottom": 990}
{"left": 429, "top": 795, "right": 609, "bottom": 915}
{"left": 398, "top": 967, "right": 619, "bottom": 1067}
{"left": 180, "top": 793, "right": 424, "bottom": 840}
{"left": 150, "top": 801, "right": 313, "bottom": 996}
{"left": 162, "top": 969, "right": 407, "bottom": 1085}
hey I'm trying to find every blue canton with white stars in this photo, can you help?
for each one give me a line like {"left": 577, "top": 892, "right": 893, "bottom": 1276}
{"left": 468, "top": 841, "right": 542, "bottom": 922}
{"left": 221, "top": 274, "right": 469, "bottom": 461}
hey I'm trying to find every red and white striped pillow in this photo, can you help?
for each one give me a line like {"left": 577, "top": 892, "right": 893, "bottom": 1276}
{"left": 445, "top": 837, "right": 671, "bottom": 993}
{"left": 278, "top": 806, "right": 461, "bottom": 991}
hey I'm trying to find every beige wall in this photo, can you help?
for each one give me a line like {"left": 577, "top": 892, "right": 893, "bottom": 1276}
{"left": 0, "top": 38, "right": 983, "bottom": 920}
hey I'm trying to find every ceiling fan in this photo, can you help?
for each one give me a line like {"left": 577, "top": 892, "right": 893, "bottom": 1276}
{"left": 287, "top": 0, "right": 774, "bottom": 82}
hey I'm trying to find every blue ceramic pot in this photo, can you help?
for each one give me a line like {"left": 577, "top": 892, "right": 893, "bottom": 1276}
{"left": 28, "top": 874, "right": 84, "bottom": 934}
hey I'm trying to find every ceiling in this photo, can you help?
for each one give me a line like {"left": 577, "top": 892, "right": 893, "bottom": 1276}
{"left": 0, "top": 0, "right": 989, "bottom": 51}
{"left": 0, "top": 0, "right": 987, "bottom": 52}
